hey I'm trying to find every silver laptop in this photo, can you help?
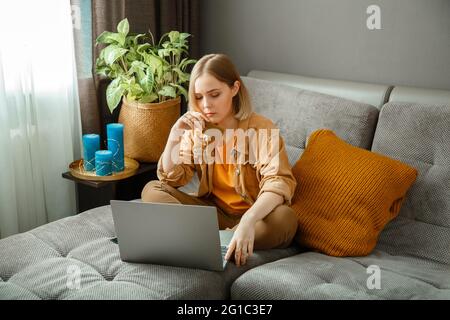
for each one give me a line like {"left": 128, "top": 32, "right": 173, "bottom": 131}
{"left": 110, "top": 200, "right": 234, "bottom": 271}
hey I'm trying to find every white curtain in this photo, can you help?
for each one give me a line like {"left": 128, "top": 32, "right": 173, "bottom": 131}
{"left": 0, "top": 0, "right": 82, "bottom": 238}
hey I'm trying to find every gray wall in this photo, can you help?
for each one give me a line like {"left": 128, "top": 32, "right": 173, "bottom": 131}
{"left": 201, "top": 0, "right": 450, "bottom": 90}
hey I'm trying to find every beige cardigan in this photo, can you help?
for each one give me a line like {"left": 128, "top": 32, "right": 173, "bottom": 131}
{"left": 157, "top": 112, "right": 297, "bottom": 207}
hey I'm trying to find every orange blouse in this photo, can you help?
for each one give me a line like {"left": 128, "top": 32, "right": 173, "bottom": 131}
{"left": 211, "top": 136, "right": 251, "bottom": 216}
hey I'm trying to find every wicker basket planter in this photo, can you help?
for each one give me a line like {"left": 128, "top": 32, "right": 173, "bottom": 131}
{"left": 118, "top": 96, "right": 181, "bottom": 163}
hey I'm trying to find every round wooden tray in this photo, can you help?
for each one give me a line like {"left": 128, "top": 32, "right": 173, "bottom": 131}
{"left": 69, "top": 157, "right": 140, "bottom": 181}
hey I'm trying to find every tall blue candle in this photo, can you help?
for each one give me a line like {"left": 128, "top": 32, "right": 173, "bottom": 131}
{"left": 95, "top": 150, "right": 113, "bottom": 176}
{"left": 107, "top": 123, "right": 125, "bottom": 172}
{"left": 82, "top": 134, "right": 100, "bottom": 171}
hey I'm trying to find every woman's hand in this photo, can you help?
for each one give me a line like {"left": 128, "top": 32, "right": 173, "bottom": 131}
{"left": 224, "top": 215, "right": 257, "bottom": 267}
{"left": 162, "top": 111, "right": 210, "bottom": 172}
{"left": 172, "top": 111, "right": 209, "bottom": 131}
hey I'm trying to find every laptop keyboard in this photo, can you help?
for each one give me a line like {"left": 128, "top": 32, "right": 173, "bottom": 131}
{"left": 221, "top": 245, "right": 228, "bottom": 259}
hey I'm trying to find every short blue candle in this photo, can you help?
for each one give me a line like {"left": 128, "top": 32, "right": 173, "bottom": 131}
{"left": 107, "top": 123, "right": 124, "bottom": 172}
{"left": 82, "top": 134, "right": 100, "bottom": 171}
{"left": 95, "top": 150, "right": 113, "bottom": 176}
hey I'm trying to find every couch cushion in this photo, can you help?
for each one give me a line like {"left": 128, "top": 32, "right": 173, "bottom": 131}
{"left": 231, "top": 250, "right": 450, "bottom": 300}
{"left": 241, "top": 76, "right": 379, "bottom": 151}
{"left": 0, "top": 204, "right": 300, "bottom": 300}
{"left": 291, "top": 129, "right": 417, "bottom": 257}
{"left": 371, "top": 102, "right": 450, "bottom": 265}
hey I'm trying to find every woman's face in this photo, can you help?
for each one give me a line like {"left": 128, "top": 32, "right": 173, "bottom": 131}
{"left": 194, "top": 73, "right": 240, "bottom": 127}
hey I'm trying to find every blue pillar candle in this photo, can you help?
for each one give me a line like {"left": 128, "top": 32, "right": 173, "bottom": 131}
{"left": 95, "top": 150, "right": 113, "bottom": 176}
{"left": 82, "top": 134, "right": 100, "bottom": 171}
{"left": 107, "top": 123, "right": 125, "bottom": 172}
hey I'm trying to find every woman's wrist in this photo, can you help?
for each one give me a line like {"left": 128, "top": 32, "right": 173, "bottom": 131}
{"left": 242, "top": 192, "right": 285, "bottom": 225}
{"left": 241, "top": 210, "right": 259, "bottom": 225}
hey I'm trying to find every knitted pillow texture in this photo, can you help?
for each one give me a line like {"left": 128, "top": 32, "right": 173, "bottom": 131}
{"left": 291, "top": 129, "right": 418, "bottom": 256}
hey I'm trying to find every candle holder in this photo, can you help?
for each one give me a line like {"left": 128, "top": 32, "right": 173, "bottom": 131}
{"left": 68, "top": 156, "right": 140, "bottom": 181}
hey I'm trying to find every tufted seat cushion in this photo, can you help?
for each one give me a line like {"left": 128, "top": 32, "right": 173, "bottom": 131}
{"left": 0, "top": 204, "right": 300, "bottom": 300}
{"left": 231, "top": 250, "right": 450, "bottom": 300}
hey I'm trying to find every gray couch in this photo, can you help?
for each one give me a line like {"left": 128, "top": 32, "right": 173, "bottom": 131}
{"left": 1, "top": 70, "right": 449, "bottom": 300}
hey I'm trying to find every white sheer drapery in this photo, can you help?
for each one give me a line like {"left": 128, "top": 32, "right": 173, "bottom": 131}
{"left": 0, "top": 0, "right": 82, "bottom": 238}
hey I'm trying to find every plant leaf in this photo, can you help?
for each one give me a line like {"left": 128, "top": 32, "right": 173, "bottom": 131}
{"left": 95, "top": 66, "right": 110, "bottom": 77}
{"left": 128, "top": 82, "right": 144, "bottom": 99}
{"left": 95, "top": 56, "right": 106, "bottom": 69}
{"left": 179, "top": 58, "right": 197, "bottom": 71}
{"left": 163, "top": 72, "right": 173, "bottom": 82}
{"left": 109, "top": 64, "right": 126, "bottom": 78}
{"left": 130, "top": 62, "right": 146, "bottom": 82}
{"left": 139, "top": 93, "right": 158, "bottom": 103}
{"left": 140, "top": 67, "right": 154, "bottom": 94}
{"left": 117, "top": 18, "right": 129, "bottom": 37}
{"left": 179, "top": 48, "right": 189, "bottom": 56}
{"left": 106, "top": 78, "right": 125, "bottom": 113}
{"left": 130, "top": 60, "right": 147, "bottom": 71}
{"left": 158, "top": 85, "right": 176, "bottom": 98}
{"left": 137, "top": 43, "right": 151, "bottom": 54}
{"left": 125, "top": 49, "right": 139, "bottom": 64}
{"left": 109, "top": 33, "right": 125, "bottom": 46}
{"left": 158, "top": 48, "right": 171, "bottom": 58}
{"left": 170, "top": 83, "right": 188, "bottom": 101}
{"left": 129, "top": 63, "right": 146, "bottom": 83}
{"left": 96, "top": 31, "right": 115, "bottom": 44}
{"left": 172, "top": 67, "right": 190, "bottom": 83}
{"left": 158, "top": 32, "right": 169, "bottom": 47}
{"left": 126, "top": 33, "right": 145, "bottom": 46}
{"left": 143, "top": 53, "right": 164, "bottom": 77}
{"left": 180, "top": 33, "right": 191, "bottom": 41}
{"left": 168, "top": 31, "right": 180, "bottom": 43}
{"left": 104, "top": 45, "right": 128, "bottom": 65}
{"left": 96, "top": 31, "right": 125, "bottom": 46}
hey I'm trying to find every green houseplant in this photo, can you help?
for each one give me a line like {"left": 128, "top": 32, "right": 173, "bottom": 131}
{"left": 95, "top": 18, "right": 197, "bottom": 162}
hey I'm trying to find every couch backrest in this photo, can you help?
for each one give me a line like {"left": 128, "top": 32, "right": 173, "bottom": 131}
{"left": 388, "top": 86, "right": 450, "bottom": 105}
{"left": 372, "top": 93, "right": 450, "bottom": 264}
{"left": 242, "top": 76, "right": 380, "bottom": 166}
{"left": 247, "top": 70, "right": 392, "bottom": 109}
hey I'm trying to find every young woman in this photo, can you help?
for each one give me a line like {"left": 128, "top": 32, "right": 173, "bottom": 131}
{"left": 141, "top": 53, "right": 298, "bottom": 267}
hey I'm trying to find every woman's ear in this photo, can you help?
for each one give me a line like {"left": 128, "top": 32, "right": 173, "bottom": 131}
{"left": 232, "top": 80, "right": 240, "bottom": 97}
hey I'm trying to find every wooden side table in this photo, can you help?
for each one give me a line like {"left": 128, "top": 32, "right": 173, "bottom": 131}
{"left": 62, "top": 162, "right": 157, "bottom": 213}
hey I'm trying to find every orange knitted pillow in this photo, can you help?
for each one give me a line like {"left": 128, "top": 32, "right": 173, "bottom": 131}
{"left": 291, "top": 129, "right": 417, "bottom": 257}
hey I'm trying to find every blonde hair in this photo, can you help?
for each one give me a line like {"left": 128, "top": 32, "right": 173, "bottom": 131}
{"left": 188, "top": 53, "right": 253, "bottom": 120}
